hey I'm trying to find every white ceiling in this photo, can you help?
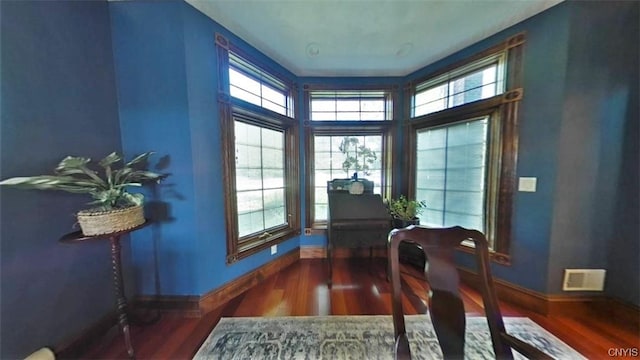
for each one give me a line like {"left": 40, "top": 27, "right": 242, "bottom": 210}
{"left": 186, "top": 0, "right": 564, "bottom": 77}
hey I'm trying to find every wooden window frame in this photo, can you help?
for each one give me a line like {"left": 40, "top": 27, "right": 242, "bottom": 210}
{"left": 217, "top": 34, "right": 300, "bottom": 263}
{"left": 405, "top": 33, "right": 525, "bottom": 265}
{"left": 309, "top": 90, "right": 393, "bottom": 121}
{"left": 303, "top": 84, "right": 397, "bottom": 230}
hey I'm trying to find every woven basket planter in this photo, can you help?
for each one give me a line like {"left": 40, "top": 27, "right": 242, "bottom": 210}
{"left": 77, "top": 204, "right": 145, "bottom": 236}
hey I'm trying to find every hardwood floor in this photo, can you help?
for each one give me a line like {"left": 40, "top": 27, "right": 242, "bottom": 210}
{"left": 78, "top": 258, "right": 639, "bottom": 359}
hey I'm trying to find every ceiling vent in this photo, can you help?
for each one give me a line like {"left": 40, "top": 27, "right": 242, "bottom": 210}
{"left": 562, "top": 269, "right": 606, "bottom": 291}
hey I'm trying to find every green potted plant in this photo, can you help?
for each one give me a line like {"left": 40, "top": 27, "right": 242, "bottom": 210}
{"left": 388, "top": 195, "right": 428, "bottom": 269}
{"left": 387, "top": 195, "right": 427, "bottom": 229}
{"left": 0, "top": 151, "right": 163, "bottom": 236}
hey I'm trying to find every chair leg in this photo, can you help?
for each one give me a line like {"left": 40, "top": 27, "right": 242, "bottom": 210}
{"left": 394, "top": 333, "right": 411, "bottom": 360}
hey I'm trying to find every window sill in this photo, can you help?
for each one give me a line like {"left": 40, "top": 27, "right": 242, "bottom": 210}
{"left": 304, "top": 227, "right": 327, "bottom": 235}
{"left": 227, "top": 228, "right": 300, "bottom": 264}
{"left": 457, "top": 244, "right": 511, "bottom": 266}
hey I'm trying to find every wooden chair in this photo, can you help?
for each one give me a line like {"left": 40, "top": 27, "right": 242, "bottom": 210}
{"left": 388, "top": 225, "right": 552, "bottom": 359}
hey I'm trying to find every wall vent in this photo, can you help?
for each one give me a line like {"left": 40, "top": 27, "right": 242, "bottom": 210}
{"left": 562, "top": 269, "right": 606, "bottom": 291}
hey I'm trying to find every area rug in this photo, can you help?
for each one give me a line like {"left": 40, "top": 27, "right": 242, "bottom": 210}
{"left": 193, "top": 315, "right": 585, "bottom": 359}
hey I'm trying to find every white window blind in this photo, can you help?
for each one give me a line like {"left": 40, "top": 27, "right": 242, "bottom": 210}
{"left": 415, "top": 117, "right": 488, "bottom": 231}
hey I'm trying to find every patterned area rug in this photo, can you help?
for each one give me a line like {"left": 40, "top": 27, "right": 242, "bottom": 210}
{"left": 193, "top": 315, "right": 585, "bottom": 359}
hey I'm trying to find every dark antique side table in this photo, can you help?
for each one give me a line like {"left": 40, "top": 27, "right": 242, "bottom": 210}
{"left": 59, "top": 221, "right": 150, "bottom": 359}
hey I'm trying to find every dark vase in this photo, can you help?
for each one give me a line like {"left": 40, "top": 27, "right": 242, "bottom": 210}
{"left": 393, "top": 218, "right": 426, "bottom": 269}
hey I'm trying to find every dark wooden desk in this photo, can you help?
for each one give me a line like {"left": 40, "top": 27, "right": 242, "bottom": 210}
{"left": 60, "top": 221, "right": 150, "bottom": 359}
{"left": 327, "top": 193, "right": 391, "bottom": 285}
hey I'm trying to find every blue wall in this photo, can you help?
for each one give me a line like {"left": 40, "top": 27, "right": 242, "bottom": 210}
{"left": 553, "top": 0, "right": 639, "bottom": 304}
{"left": 110, "top": 1, "right": 301, "bottom": 296}
{"left": 110, "top": 0, "right": 199, "bottom": 296}
{"left": 0, "top": 1, "right": 124, "bottom": 358}
{"left": 404, "top": 3, "right": 572, "bottom": 294}
{"left": 402, "top": 1, "right": 639, "bottom": 305}
{"left": 1, "top": 1, "right": 637, "bottom": 356}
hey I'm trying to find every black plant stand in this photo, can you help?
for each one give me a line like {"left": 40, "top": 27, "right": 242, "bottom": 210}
{"left": 59, "top": 221, "right": 150, "bottom": 359}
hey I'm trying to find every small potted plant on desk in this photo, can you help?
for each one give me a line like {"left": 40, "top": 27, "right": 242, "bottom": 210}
{"left": 387, "top": 195, "right": 427, "bottom": 268}
{"left": 0, "top": 152, "right": 164, "bottom": 236}
{"left": 387, "top": 195, "right": 426, "bottom": 229}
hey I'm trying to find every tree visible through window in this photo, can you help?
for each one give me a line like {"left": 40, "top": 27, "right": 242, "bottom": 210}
{"left": 313, "top": 135, "right": 383, "bottom": 222}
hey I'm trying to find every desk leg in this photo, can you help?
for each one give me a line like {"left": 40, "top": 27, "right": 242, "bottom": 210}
{"left": 110, "top": 236, "right": 135, "bottom": 359}
{"left": 369, "top": 246, "right": 373, "bottom": 274}
{"left": 327, "top": 241, "right": 333, "bottom": 287}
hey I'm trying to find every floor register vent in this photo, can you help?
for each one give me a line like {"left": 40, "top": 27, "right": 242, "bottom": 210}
{"left": 562, "top": 269, "right": 606, "bottom": 291}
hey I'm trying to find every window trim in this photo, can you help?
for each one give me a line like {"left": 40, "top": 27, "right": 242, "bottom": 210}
{"left": 309, "top": 90, "right": 393, "bottom": 121}
{"left": 303, "top": 84, "right": 397, "bottom": 229}
{"left": 405, "top": 33, "right": 525, "bottom": 265}
{"left": 304, "top": 125, "right": 393, "bottom": 229}
{"left": 217, "top": 34, "right": 300, "bottom": 263}
{"left": 220, "top": 105, "right": 300, "bottom": 263}
{"left": 412, "top": 52, "right": 506, "bottom": 117}
{"left": 216, "top": 33, "right": 296, "bottom": 117}
{"left": 408, "top": 33, "right": 525, "bottom": 97}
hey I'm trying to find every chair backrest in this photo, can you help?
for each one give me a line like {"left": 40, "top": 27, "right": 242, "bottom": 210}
{"left": 388, "top": 225, "right": 552, "bottom": 360}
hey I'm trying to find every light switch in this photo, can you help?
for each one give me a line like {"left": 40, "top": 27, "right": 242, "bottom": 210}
{"left": 518, "top": 177, "right": 537, "bottom": 192}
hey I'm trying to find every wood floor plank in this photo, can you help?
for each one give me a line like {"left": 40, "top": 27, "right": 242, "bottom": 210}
{"left": 168, "top": 310, "right": 221, "bottom": 359}
{"left": 134, "top": 316, "right": 184, "bottom": 357}
{"left": 77, "top": 258, "right": 639, "bottom": 359}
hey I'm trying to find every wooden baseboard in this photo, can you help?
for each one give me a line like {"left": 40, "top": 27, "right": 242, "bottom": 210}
{"left": 55, "top": 252, "right": 639, "bottom": 358}
{"left": 300, "top": 245, "right": 387, "bottom": 259}
{"left": 300, "top": 246, "right": 325, "bottom": 258}
{"left": 133, "top": 255, "right": 638, "bottom": 326}
{"left": 459, "top": 267, "right": 552, "bottom": 314}
{"left": 199, "top": 249, "right": 299, "bottom": 313}
{"left": 134, "top": 249, "right": 300, "bottom": 316}
{"left": 458, "top": 267, "right": 601, "bottom": 315}
{"left": 135, "top": 295, "right": 202, "bottom": 317}
{"left": 457, "top": 267, "right": 639, "bottom": 323}
{"left": 57, "top": 250, "right": 300, "bottom": 357}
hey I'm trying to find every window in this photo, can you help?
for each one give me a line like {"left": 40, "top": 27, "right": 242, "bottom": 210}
{"left": 235, "top": 121, "right": 286, "bottom": 239}
{"left": 313, "top": 134, "right": 383, "bottom": 222}
{"left": 217, "top": 34, "right": 299, "bottom": 263}
{"left": 304, "top": 87, "right": 395, "bottom": 228}
{"left": 228, "top": 51, "right": 293, "bottom": 117}
{"left": 310, "top": 90, "right": 392, "bottom": 121}
{"left": 413, "top": 53, "right": 505, "bottom": 117}
{"left": 416, "top": 117, "right": 489, "bottom": 230}
{"left": 407, "top": 33, "right": 525, "bottom": 264}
